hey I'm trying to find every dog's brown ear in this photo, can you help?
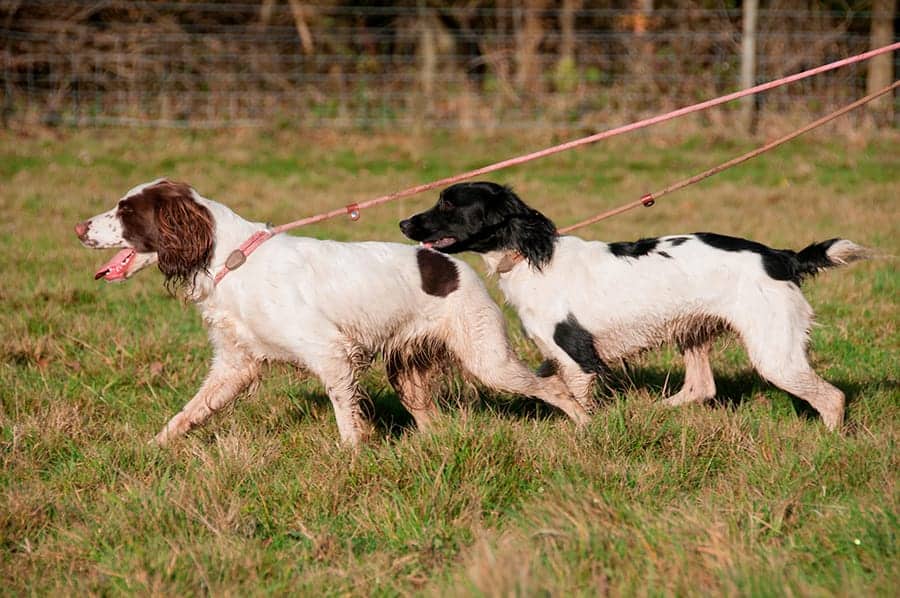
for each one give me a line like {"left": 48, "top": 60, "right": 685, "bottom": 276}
{"left": 153, "top": 182, "right": 215, "bottom": 292}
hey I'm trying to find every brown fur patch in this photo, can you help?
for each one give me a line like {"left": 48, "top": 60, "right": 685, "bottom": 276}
{"left": 669, "top": 314, "right": 730, "bottom": 350}
{"left": 384, "top": 336, "right": 454, "bottom": 411}
{"left": 119, "top": 180, "right": 215, "bottom": 293}
{"left": 119, "top": 191, "right": 161, "bottom": 253}
{"left": 416, "top": 249, "right": 459, "bottom": 297}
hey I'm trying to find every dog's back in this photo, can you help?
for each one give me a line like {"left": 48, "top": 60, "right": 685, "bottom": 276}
{"left": 501, "top": 233, "right": 868, "bottom": 358}
{"left": 203, "top": 237, "right": 500, "bottom": 357}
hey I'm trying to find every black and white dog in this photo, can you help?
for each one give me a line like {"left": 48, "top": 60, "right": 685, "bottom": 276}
{"left": 400, "top": 181, "right": 870, "bottom": 430}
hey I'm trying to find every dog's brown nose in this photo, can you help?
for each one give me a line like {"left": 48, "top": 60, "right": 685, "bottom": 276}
{"left": 75, "top": 220, "right": 89, "bottom": 238}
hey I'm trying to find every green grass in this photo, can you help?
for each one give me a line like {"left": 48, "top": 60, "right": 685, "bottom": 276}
{"left": 1, "top": 127, "right": 898, "bottom": 595}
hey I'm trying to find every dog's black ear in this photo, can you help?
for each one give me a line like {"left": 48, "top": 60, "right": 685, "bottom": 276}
{"left": 507, "top": 209, "right": 557, "bottom": 269}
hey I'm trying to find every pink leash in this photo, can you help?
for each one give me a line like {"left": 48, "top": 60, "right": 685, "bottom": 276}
{"left": 559, "top": 79, "right": 900, "bottom": 234}
{"left": 214, "top": 42, "right": 899, "bottom": 285}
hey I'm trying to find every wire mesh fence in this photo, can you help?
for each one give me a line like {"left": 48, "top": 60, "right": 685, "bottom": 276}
{"left": 1, "top": 1, "right": 894, "bottom": 130}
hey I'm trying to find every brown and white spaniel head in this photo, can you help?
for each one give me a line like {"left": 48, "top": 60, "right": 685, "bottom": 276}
{"left": 75, "top": 179, "right": 215, "bottom": 293}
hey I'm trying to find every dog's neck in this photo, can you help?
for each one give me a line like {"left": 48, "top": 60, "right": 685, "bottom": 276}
{"left": 191, "top": 197, "right": 269, "bottom": 303}
{"left": 482, "top": 250, "right": 525, "bottom": 276}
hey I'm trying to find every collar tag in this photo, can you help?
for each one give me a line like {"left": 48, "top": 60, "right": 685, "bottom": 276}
{"left": 496, "top": 251, "right": 524, "bottom": 274}
{"left": 225, "top": 249, "right": 247, "bottom": 270}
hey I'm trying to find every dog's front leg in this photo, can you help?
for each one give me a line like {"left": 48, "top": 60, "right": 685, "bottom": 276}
{"left": 153, "top": 354, "right": 259, "bottom": 446}
{"left": 385, "top": 358, "right": 441, "bottom": 432}
{"left": 320, "top": 372, "right": 373, "bottom": 448}
{"left": 531, "top": 336, "right": 598, "bottom": 415}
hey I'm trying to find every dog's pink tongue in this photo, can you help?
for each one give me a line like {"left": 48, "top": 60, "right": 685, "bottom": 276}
{"left": 94, "top": 249, "right": 136, "bottom": 281}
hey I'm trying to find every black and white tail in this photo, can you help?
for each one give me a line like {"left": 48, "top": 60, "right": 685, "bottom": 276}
{"left": 795, "top": 239, "right": 870, "bottom": 282}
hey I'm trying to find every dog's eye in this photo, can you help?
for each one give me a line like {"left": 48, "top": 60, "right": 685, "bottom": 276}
{"left": 439, "top": 201, "right": 454, "bottom": 211}
{"left": 118, "top": 201, "right": 132, "bottom": 214}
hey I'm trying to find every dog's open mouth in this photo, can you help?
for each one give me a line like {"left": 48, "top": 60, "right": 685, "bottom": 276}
{"left": 94, "top": 248, "right": 137, "bottom": 281}
{"left": 92, "top": 248, "right": 159, "bottom": 282}
{"left": 422, "top": 237, "right": 457, "bottom": 249}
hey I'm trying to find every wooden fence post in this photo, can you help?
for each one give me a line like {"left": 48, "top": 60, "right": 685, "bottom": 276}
{"left": 867, "top": 0, "right": 896, "bottom": 125}
{"left": 740, "top": 0, "right": 759, "bottom": 134}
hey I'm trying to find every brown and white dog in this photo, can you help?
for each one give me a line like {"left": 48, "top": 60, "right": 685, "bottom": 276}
{"left": 75, "top": 179, "right": 589, "bottom": 446}
{"left": 400, "top": 182, "right": 872, "bottom": 430}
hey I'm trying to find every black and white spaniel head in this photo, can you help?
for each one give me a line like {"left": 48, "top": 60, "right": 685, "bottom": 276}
{"left": 75, "top": 178, "right": 215, "bottom": 292}
{"left": 399, "top": 182, "right": 558, "bottom": 269}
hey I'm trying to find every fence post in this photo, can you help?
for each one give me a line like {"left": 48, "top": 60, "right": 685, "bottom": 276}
{"left": 416, "top": 1, "right": 436, "bottom": 132}
{"left": 554, "top": 0, "right": 580, "bottom": 94}
{"left": 867, "top": 0, "right": 896, "bottom": 125}
{"left": 629, "top": 0, "right": 655, "bottom": 107}
{"left": 515, "top": 0, "right": 547, "bottom": 96}
{"left": 740, "top": 0, "right": 759, "bottom": 134}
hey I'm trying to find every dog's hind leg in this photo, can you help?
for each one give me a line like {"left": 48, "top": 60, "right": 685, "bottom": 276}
{"left": 734, "top": 292, "right": 844, "bottom": 430}
{"left": 470, "top": 351, "right": 590, "bottom": 426}
{"left": 154, "top": 353, "right": 259, "bottom": 446}
{"left": 554, "top": 361, "right": 598, "bottom": 413}
{"left": 752, "top": 358, "right": 845, "bottom": 431}
{"left": 386, "top": 357, "right": 441, "bottom": 431}
{"left": 446, "top": 316, "right": 590, "bottom": 426}
{"left": 662, "top": 342, "right": 716, "bottom": 406}
{"left": 784, "top": 375, "right": 844, "bottom": 431}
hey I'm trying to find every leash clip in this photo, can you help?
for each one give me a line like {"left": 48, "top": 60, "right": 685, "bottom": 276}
{"left": 640, "top": 193, "right": 655, "bottom": 207}
{"left": 346, "top": 203, "right": 361, "bottom": 221}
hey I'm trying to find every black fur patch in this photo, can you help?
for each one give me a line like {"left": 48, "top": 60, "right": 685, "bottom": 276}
{"left": 535, "top": 359, "right": 559, "bottom": 378}
{"left": 694, "top": 232, "right": 835, "bottom": 285}
{"left": 400, "top": 182, "right": 558, "bottom": 270}
{"left": 796, "top": 238, "right": 840, "bottom": 276}
{"left": 668, "top": 236, "right": 689, "bottom": 246}
{"left": 608, "top": 237, "right": 659, "bottom": 258}
{"left": 416, "top": 249, "right": 459, "bottom": 296}
{"left": 553, "top": 314, "right": 609, "bottom": 376}
{"left": 657, "top": 251, "right": 672, "bottom": 259}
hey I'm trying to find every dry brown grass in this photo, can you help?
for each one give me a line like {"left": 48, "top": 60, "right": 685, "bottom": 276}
{"left": 1, "top": 127, "right": 897, "bottom": 595}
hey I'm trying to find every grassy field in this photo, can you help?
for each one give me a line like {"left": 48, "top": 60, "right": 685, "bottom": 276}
{"left": 1, "top": 126, "right": 897, "bottom": 595}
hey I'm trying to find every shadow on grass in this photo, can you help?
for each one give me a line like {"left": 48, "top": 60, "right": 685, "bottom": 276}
{"left": 261, "top": 365, "right": 895, "bottom": 441}
{"left": 366, "top": 385, "right": 568, "bottom": 439}
{"left": 616, "top": 365, "right": 895, "bottom": 427}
